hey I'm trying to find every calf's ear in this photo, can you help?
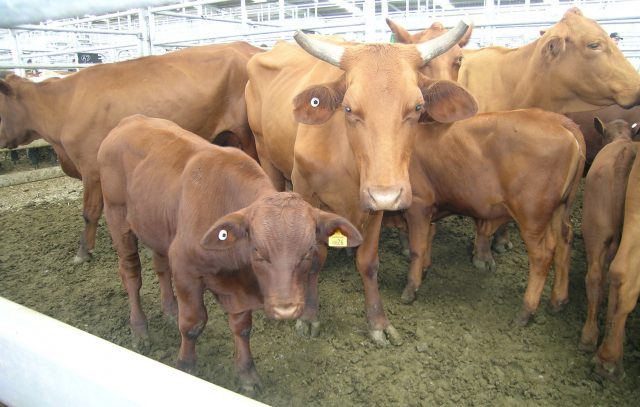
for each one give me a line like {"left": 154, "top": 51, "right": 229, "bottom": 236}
{"left": 0, "top": 80, "right": 14, "bottom": 97}
{"left": 293, "top": 76, "right": 346, "bottom": 125}
{"left": 420, "top": 77, "right": 478, "bottom": 123}
{"left": 201, "top": 212, "right": 248, "bottom": 250}
{"left": 315, "top": 209, "right": 363, "bottom": 248}
{"left": 594, "top": 117, "right": 605, "bottom": 137}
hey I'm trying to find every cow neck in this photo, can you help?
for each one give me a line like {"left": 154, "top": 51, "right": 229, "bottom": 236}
{"left": 25, "top": 78, "right": 75, "bottom": 143}
{"left": 494, "top": 40, "right": 546, "bottom": 111}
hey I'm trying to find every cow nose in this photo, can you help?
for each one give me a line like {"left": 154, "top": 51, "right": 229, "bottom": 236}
{"left": 270, "top": 304, "right": 303, "bottom": 320}
{"left": 365, "top": 186, "right": 404, "bottom": 211}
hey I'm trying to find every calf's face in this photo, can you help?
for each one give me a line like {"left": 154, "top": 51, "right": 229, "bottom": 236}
{"left": 201, "top": 192, "right": 363, "bottom": 319}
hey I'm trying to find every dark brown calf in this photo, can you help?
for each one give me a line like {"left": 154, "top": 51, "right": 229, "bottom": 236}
{"left": 98, "top": 115, "right": 362, "bottom": 392}
{"left": 579, "top": 119, "right": 639, "bottom": 362}
{"left": 403, "top": 109, "right": 585, "bottom": 325}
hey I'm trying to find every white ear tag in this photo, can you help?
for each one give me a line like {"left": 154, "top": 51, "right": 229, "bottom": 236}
{"left": 632, "top": 123, "right": 638, "bottom": 129}
{"left": 310, "top": 97, "right": 320, "bottom": 108}
{"left": 218, "top": 230, "right": 228, "bottom": 241}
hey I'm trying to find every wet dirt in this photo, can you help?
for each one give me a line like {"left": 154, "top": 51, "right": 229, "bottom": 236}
{"left": 1, "top": 174, "right": 639, "bottom": 406}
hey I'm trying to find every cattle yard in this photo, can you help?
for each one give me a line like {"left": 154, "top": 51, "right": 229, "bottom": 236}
{"left": 1, "top": 1, "right": 640, "bottom": 406}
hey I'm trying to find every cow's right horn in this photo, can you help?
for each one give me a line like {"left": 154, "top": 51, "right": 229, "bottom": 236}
{"left": 416, "top": 19, "right": 471, "bottom": 65}
{"left": 294, "top": 30, "right": 345, "bottom": 68}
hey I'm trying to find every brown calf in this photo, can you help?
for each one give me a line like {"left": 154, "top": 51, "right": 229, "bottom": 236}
{"left": 589, "top": 143, "right": 640, "bottom": 380}
{"left": 579, "top": 119, "right": 639, "bottom": 364}
{"left": 98, "top": 115, "right": 362, "bottom": 392}
{"left": 402, "top": 109, "right": 585, "bottom": 325}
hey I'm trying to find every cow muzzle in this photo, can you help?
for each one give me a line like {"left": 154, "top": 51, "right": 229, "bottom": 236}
{"left": 266, "top": 303, "right": 304, "bottom": 320}
{"left": 362, "top": 184, "right": 411, "bottom": 211}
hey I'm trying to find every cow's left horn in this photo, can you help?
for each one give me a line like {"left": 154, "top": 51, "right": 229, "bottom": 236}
{"left": 416, "top": 19, "right": 472, "bottom": 65}
{"left": 294, "top": 30, "right": 345, "bottom": 68}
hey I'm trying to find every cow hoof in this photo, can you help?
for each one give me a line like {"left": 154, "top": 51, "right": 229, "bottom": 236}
{"left": 239, "top": 380, "right": 262, "bottom": 397}
{"left": 400, "top": 287, "right": 417, "bottom": 304}
{"left": 72, "top": 252, "right": 92, "bottom": 264}
{"left": 549, "top": 298, "right": 569, "bottom": 314}
{"left": 492, "top": 240, "right": 513, "bottom": 254}
{"left": 176, "top": 358, "right": 196, "bottom": 374}
{"left": 593, "top": 356, "right": 624, "bottom": 381}
{"left": 369, "top": 325, "right": 402, "bottom": 347}
{"left": 295, "top": 319, "right": 320, "bottom": 338}
{"left": 131, "top": 333, "right": 151, "bottom": 354}
{"left": 578, "top": 339, "right": 598, "bottom": 353}
{"left": 472, "top": 256, "right": 496, "bottom": 272}
{"left": 513, "top": 309, "right": 532, "bottom": 327}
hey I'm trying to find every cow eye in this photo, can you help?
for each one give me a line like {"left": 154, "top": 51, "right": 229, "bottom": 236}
{"left": 587, "top": 42, "right": 600, "bottom": 50}
{"left": 415, "top": 104, "right": 423, "bottom": 112}
{"left": 344, "top": 106, "right": 352, "bottom": 113}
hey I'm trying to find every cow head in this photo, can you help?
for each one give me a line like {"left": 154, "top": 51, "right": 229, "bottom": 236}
{"left": 200, "top": 192, "right": 362, "bottom": 320}
{"left": 538, "top": 7, "right": 640, "bottom": 111}
{"left": 386, "top": 18, "right": 472, "bottom": 81}
{"left": 594, "top": 117, "right": 640, "bottom": 145}
{"left": 291, "top": 22, "right": 478, "bottom": 211}
{"left": 0, "top": 74, "right": 40, "bottom": 149}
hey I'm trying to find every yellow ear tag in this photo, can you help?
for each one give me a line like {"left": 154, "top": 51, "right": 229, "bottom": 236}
{"left": 328, "top": 230, "right": 348, "bottom": 248}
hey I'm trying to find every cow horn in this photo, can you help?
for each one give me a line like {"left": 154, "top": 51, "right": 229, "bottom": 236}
{"left": 416, "top": 19, "right": 472, "bottom": 65}
{"left": 294, "top": 30, "right": 345, "bottom": 68}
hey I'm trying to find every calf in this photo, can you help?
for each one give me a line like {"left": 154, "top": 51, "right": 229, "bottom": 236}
{"left": 579, "top": 119, "right": 639, "bottom": 356}
{"left": 590, "top": 144, "right": 640, "bottom": 380}
{"left": 402, "top": 109, "right": 585, "bottom": 325}
{"left": 98, "top": 115, "right": 362, "bottom": 392}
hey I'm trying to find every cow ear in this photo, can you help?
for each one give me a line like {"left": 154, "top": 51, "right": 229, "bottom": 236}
{"left": 542, "top": 36, "right": 565, "bottom": 60}
{"left": 386, "top": 18, "right": 412, "bottom": 44}
{"left": 315, "top": 209, "right": 363, "bottom": 248}
{"left": 539, "top": 29, "right": 547, "bottom": 37}
{"left": 293, "top": 77, "right": 345, "bottom": 125}
{"left": 200, "top": 212, "right": 248, "bottom": 251}
{"left": 0, "top": 80, "right": 14, "bottom": 97}
{"left": 420, "top": 77, "right": 478, "bottom": 123}
{"left": 594, "top": 117, "right": 605, "bottom": 137}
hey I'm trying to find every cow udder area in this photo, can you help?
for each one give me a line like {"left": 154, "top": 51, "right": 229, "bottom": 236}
{"left": 0, "top": 175, "right": 639, "bottom": 406}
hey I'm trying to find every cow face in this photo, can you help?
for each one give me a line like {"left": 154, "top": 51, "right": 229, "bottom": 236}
{"left": 386, "top": 19, "right": 472, "bottom": 81}
{"left": 292, "top": 26, "right": 477, "bottom": 211}
{"left": 540, "top": 7, "right": 640, "bottom": 110}
{"left": 201, "top": 192, "right": 362, "bottom": 319}
{"left": 0, "top": 75, "right": 39, "bottom": 149}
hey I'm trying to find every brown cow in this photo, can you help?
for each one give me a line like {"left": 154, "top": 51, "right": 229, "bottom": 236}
{"left": 585, "top": 142, "right": 640, "bottom": 380}
{"left": 579, "top": 119, "right": 639, "bottom": 359}
{"left": 98, "top": 114, "right": 363, "bottom": 393}
{"left": 567, "top": 105, "right": 640, "bottom": 170}
{"left": 245, "top": 24, "right": 478, "bottom": 345}
{"left": 0, "top": 41, "right": 262, "bottom": 264}
{"left": 401, "top": 110, "right": 585, "bottom": 326}
{"left": 459, "top": 7, "right": 640, "bottom": 113}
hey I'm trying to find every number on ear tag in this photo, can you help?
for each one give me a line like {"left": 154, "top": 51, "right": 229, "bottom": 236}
{"left": 328, "top": 230, "right": 347, "bottom": 247}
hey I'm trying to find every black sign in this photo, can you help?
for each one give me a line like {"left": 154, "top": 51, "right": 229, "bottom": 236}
{"left": 77, "top": 53, "right": 103, "bottom": 64}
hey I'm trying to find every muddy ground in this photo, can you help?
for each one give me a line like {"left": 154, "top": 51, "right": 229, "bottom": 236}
{"left": 0, "top": 169, "right": 639, "bottom": 406}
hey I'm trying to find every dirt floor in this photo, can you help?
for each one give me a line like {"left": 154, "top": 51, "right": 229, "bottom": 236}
{"left": 1, "top": 169, "right": 639, "bottom": 406}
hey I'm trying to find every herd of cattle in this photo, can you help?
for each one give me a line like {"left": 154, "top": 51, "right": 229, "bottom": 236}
{"left": 1, "top": 6, "right": 639, "bottom": 393}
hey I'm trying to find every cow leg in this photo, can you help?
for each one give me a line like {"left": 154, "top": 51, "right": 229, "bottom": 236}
{"left": 549, "top": 207, "right": 573, "bottom": 314}
{"left": 491, "top": 222, "right": 514, "bottom": 253}
{"left": 357, "top": 211, "right": 401, "bottom": 347}
{"left": 595, "top": 263, "right": 640, "bottom": 381}
{"left": 73, "top": 174, "right": 104, "bottom": 264}
{"left": 473, "top": 219, "right": 503, "bottom": 271}
{"left": 401, "top": 204, "right": 435, "bottom": 304}
{"left": 152, "top": 252, "right": 178, "bottom": 325}
{"left": 515, "top": 228, "right": 555, "bottom": 326}
{"left": 228, "top": 311, "right": 261, "bottom": 394}
{"left": 296, "top": 244, "right": 326, "bottom": 338}
{"left": 104, "top": 205, "right": 148, "bottom": 350}
{"left": 175, "top": 270, "right": 207, "bottom": 372}
{"left": 579, "top": 241, "right": 608, "bottom": 353}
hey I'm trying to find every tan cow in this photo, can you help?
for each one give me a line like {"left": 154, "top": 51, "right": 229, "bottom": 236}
{"left": 98, "top": 115, "right": 362, "bottom": 392}
{"left": 459, "top": 7, "right": 640, "bottom": 113}
{"left": 245, "top": 24, "right": 478, "bottom": 345}
{"left": 0, "top": 42, "right": 262, "bottom": 264}
{"left": 586, "top": 141, "right": 640, "bottom": 380}
{"left": 579, "top": 119, "right": 639, "bottom": 360}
